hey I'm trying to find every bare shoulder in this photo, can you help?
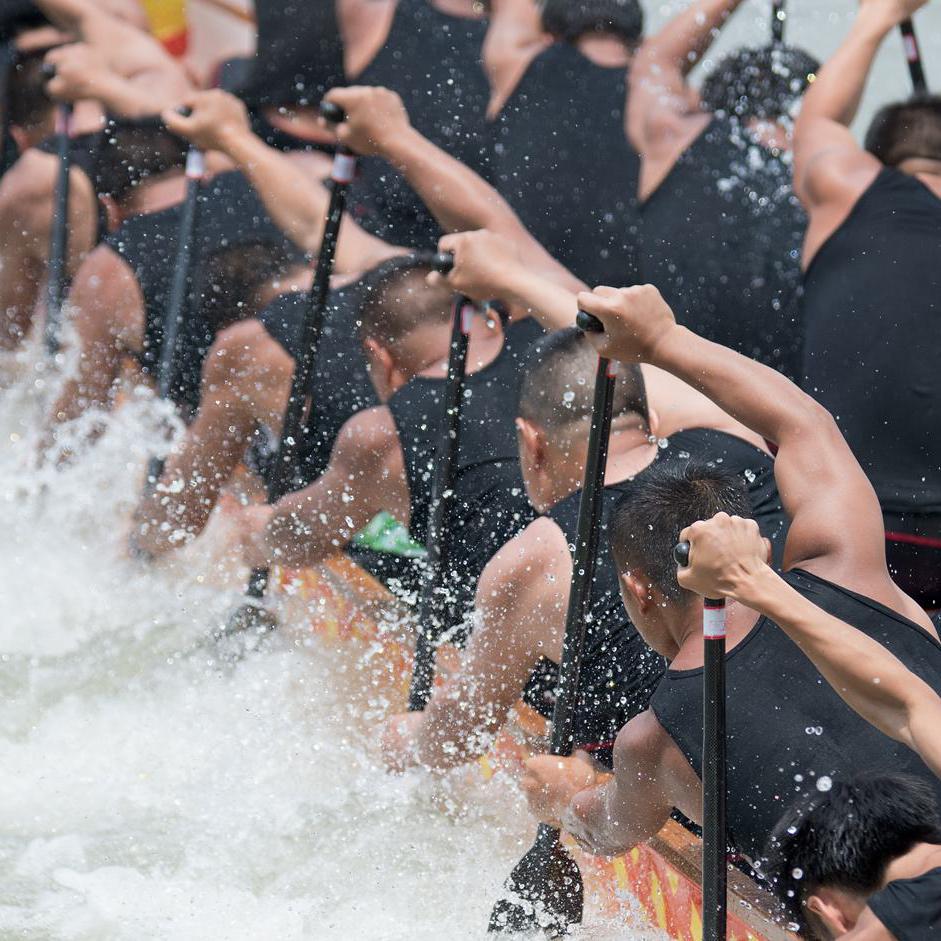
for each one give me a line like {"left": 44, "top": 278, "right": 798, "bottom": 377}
{"left": 336, "top": 404, "right": 399, "bottom": 462}
{"left": 337, "top": 0, "right": 398, "bottom": 78}
{"left": 72, "top": 244, "right": 139, "bottom": 305}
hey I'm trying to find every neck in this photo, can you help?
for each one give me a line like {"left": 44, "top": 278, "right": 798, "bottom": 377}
{"left": 432, "top": 0, "right": 484, "bottom": 18}
{"left": 574, "top": 34, "right": 633, "bottom": 68}
{"left": 882, "top": 843, "right": 941, "bottom": 885}
{"left": 121, "top": 171, "right": 187, "bottom": 217}
{"left": 897, "top": 157, "right": 941, "bottom": 193}
{"left": 410, "top": 312, "right": 502, "bottom": 380}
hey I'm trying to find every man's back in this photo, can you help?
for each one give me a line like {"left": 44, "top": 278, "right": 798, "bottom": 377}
{"left": 651, "top": 568, "right": 941, "bottom": 862}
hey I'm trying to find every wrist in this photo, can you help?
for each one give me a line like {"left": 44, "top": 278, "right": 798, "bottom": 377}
{"left": 646, "top": 322, "right": 688, "bottom": 368}
{"left": 852, "top": 5, "right": 897, "bottom": 42}
{"left": 731, "top": 563, "right": 784, "bottom": 613}
{"left": 383, "top": 125, "right": 423, "bottom": 172}
{"left": 216, "top": 124, "right": 259, "bottom": 163}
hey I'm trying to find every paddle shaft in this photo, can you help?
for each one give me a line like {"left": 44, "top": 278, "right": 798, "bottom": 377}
{"left": 44, "top": 102, "right": 73, "bottom": 355}
{"left": 245, "top": 143, "right": 357, "bottom": 601}
{"left": 0, "top": 44, "right": 14, "bottom": 175}
{"left": 674, "top": 541, "right": 727, "bottom": 941}
{"left": 771, "top": 0, "right": 786, "bottom": 44}
{"left": 407, "top": 286, "right": 473, "bottom": 711}
{"left": 145, "top": 148, "right": 205, "bottom": 484}
{"left": 900, "top": 19, "right": 927, "bottom": 95}
{"left": 702, "top": 596, "right": 728, "bottom": 941}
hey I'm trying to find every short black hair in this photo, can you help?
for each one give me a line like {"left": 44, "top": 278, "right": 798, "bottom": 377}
{"left": 6, "top": 44, "right": 53, "bottom": 129}
{"left": 358, "top": 253, "right": 454, "bottom": 348}
{"left": 765, "top": 773, "right": 941, "bottom": 937}
{"left": 541, "top": 0, "right": 643, "bottom": 47}
{"left": 699, "top": 44, "right": 819, "bottom": 122}
{"left": 518, "top": 327, "right": 649, "bottom": 433}
{"left": 609, "top": 462, "right": 751, "bottom": 600}
{"left": 865, "top": 95, "right": 941, "bottom": 167}
{"left": 94, "top": 117, "right": 188, "bottom": 206}
{"left": 197, "top": 240, "right": 295, "bottom": 334}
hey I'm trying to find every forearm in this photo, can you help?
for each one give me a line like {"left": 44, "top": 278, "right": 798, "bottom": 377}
{"left": 222, "top": 130, "right": 329, "bottom": 254}
{"left": 797, "top": 6, "right": 895, "bottom": 130}
{"left": 382, "top": 127, "right": 526, "bottom": 237}
{"left": 641, "top": 0, "right": 744, "bottom": 78}
{"left": 500, "top": 268, "right": 581, "bottom": 331}
{"left": 33, "top": 0, "right": 88, "bottom": 32}
{"left": 263, "top": 486, "right": 359, "bottom": 568}
{"left": 416, "top": 684, "right": 508, "bottom": 769}
{"left": 82, "top": 69, "right": 176, "bottom": 116}
{"left": 649, "top": 324, "right": 825, "bottom": 447}
{"left": 562, "top": 776, "right": 649, "bottom": 857}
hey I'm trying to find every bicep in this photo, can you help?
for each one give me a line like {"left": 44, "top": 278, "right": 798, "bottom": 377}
{"left": 793, "top": 118, "right": 880, "bottom": 210}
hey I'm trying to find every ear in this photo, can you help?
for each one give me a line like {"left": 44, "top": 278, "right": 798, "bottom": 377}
{"left": 646, "top": 405, "right": 660, "bottom": 438}
{"left": 98, "top": 195, "right": 122, "bottom": 233}
{"left": 620, "top": 571, "right": 653, "bottom": 614}
{"left": 515, "top": 417, "right": 545, "bottom": 465}
{"left": 806, "top": 892, "right": 851, "bottom": 938}
{"left": 8, "top": 124, "right": 30, "bottom": 155}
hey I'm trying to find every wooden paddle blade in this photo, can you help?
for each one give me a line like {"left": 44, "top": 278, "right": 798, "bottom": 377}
{"left": 488, "top": 826, "right": 583, "bottom": 936}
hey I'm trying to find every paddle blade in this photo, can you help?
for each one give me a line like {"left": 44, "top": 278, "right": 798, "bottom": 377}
{"left": 488, "top": 826, "right": 583, "bottom": 936}
{"left": 210, "top": 601, "right": 278, "bottom": 661}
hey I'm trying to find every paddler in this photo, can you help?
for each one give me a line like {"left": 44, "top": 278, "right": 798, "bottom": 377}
{"left": 520, "top": 283, "right": 941, "bottom": 874}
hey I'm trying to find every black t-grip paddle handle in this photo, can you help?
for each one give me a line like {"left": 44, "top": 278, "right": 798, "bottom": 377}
{"left": 176, "top": 105, "right": 193, "bottom": 118}
{"left": 41, "top": 61, "right": 56, "bottom": 80}
{"left": 319, "top": 101, "right": 346, "bottom": 125}
{"left": 431, "top": 251, "right": 454, "bottom": 275}
{"left": 673, "top": 540, "right": 691, "bottom": 568}
{"left": 576, "top": 310, "right": 604, "bottom": 333}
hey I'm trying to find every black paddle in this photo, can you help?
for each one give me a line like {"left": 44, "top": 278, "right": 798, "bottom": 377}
{"left": 42, "top": 63, "right": 72, "bottom": 355}
{"left": 145, "top": 124, "right": 205, "bottom": 487}
{"left": 674, "top": 540, "right": 728, "bottom": 941}
{"left": 406, "top": 251, "right": 474, "bottom": 712}
{"left": 488, "top": 343, "right": 617, "bottom": 936}
{"left": 221, "top": 100, "right": 357, "bottom": 638}
{"left": 899, "top": 18, "right": 927, "bottom": 95}
{"left": 0, "top": 43, "right": 15, "bottom": 176}
{"left": 771, "top": 0, "right": 786, "bottom": 45}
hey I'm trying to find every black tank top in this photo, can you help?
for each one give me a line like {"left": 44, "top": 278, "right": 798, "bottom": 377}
{"left": 868, "top": 867, "right": 941, "bottom": 940}
{"left": 651, "top": 570, "right": 941, "bottom": 862}
{"left": 388, "top": 316, "right": 543, "bottom": 616}
{"left": 257, "top": 276, "right": 379, "bottom": 488}
{"left": 639, "top": 117, "right": 806, "bottom": 379}
{"left": 104, "top": 170, "right": 301, "bottom": 411}
{"left": 491, "top": 43, "right": 641, "bottom": 288}
{"left": 350, "top": 0, "right": 491, "bottom": 249}
{"left": 538, "top": 428, "right": 786, "bottom": 766}
{"left": 802, "top": 168, "right": 941, "bottom": 515}
{"left": 237, "top": 0, "right": 344, "bottom": 108}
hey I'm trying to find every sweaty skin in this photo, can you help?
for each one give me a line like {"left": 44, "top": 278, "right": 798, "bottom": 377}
{"left": 520, "top": 283, "right": 935, "bottom": 858}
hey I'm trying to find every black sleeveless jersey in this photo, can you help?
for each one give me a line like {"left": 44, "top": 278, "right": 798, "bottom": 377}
{"left": 349, "top": 0, "right": 491, "bottom": 249}
{"left": 104, "top": 170, "right": 301, "bottom": 412}
{"left": 868, "top": 867, "right": 941, "bottom": 940}
{"left": 387, "top": 316, "right": 542, "bottom": 619}
{"left": 639, "top": 117, "right": 806, "bottom": 379}
{"left": 490, "top": 43, "right": 641, "bottom": 288}
{"left": 536, "top": 428, "right": 786, "bottom": 767}
{"left": 257, "top": 277, "right": 378, "bottom": 488}
{"left": 651, "top": 569, "right": 941, "bottom": 863}
{"left": 237, "top": 0, "right": 344, "bottom": 108}
{"left": 802, "top": 168, "right": 941, "bottom": 515}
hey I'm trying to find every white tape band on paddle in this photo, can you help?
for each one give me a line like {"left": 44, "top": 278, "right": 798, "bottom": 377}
{"left": 904, "top": 35, "right": 919, "bottom": 61}
{"left": 460, "top": 304, "right": 474, "bottom": 335}
{"left": 185, "top": 150, "right": 206, "bottom": 179}
{"left": 332, "top": 152, "right": 356, "bottom": 184}
{"left": 703, "top": 603, "right": 727, "bottom": 639}
{"left": 55, "top": 109, "right": 72, "bottom": 137}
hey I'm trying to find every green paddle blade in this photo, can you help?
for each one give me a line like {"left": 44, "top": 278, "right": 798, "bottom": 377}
{"left": 488, "top": 825, "right": 583, "bottom": 936}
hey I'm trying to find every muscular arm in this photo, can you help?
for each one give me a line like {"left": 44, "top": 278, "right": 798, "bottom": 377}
{"left": 262, "top": 406, "right": 411, "bottom": 568}
{"left": 415, "top": 517, "right": 571, "bottom": 768}
{"left": 163, "top": 93, "right": 402, "bottom": 271}
{"left": 562, "top": 710, "right": 700, "bottom": 857}
{"left": 627, "top": 0, "right": 743, "bottom": 151}
{"left": 792, "top": 3, "right": 913, "bottom": 211}
{"left": 579, "top": 285, "right": 932, "bottom": 629}
{"left": 324, "top": 86, "right": 584, "bottom": 294}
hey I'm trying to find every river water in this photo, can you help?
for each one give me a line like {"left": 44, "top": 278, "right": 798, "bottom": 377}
{"left": 2, "top": 2, "right": 940, "bottom": 937}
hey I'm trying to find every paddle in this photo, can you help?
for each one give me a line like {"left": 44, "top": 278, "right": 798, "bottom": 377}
{"left": 41, "top": 62, "right": 72, "bottom": 355}
{"left": 0, "top": 43, "right": 15, "bottom": 175}
{"left": 488, "top": 338, "right": 617, "bottom": 936}
{"left": 406, "top": 251, "right": 474, "bottom": 712}
{"left": 771, "top": 0, "right": 786, "bottom": 45}
{"left": 674, "top": 540, "right": 728, "bottom": 941}
{"left": 145, "top": 124, "right": 205, "bottom": 487}
{"left": 899, "top": 18, "right": 927, "bottom": 95}
{"left": 221, "top": 100, "right": 358, "bottom": 638}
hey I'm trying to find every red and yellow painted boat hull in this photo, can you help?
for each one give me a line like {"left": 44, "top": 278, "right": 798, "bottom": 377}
{"left": 274, "top": 557, "right": 797, "bottom": 941}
